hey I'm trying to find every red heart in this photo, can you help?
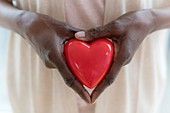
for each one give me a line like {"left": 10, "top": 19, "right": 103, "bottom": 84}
{"left": 64, "top": 38, "right": 114, "bottom": 88}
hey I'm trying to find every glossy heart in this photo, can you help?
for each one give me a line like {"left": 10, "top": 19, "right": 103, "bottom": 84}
{"left": 64, "top": 38, "right": 114, "bottom": 88}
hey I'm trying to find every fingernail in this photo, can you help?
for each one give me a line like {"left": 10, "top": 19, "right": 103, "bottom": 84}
{"left": 75, "top": 31, "right": 85, "bottom": 38}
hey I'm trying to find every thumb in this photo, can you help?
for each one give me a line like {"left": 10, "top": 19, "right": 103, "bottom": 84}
{"left": 75, "top": 25, "right": 113, "bottom": 41}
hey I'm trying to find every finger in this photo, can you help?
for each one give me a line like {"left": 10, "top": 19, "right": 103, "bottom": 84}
{"left": 61, "top": 69, "right": 91, "bottom": 103}
{"left": 47, "top": 44, "right": 91, "bottom": 103}
{"left": 66, "top": 24, "right": 82, "bottom": 33}
{"left": 64, "top": 24, "right": 82, "bottom": 38}
{"left": 74, "top": 31, "right": 86, "bottom": 39}
{"left": 75, "top": 24, "right": 113, "bottom": 41}
{"left": 56, "top": 53, "right": 91, "bottom": 103}
{"left": 69, "top": 79, "right": 91, "bottom": 103}
{"left": 91, "top": 60, "right": 122, "bottom": 103}
{"left": 75, "top": 21, "right": 125, "bottom": 41}
{"left": 60, "top": 62, "right": 91, "bottom": 103}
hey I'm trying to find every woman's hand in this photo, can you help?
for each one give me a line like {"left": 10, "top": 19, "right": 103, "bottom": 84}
{"left": 75, "top": 9, "right": 155, "bottom": 103}
{"left": 17, "top": 11, "right": 91, "bottom": 103}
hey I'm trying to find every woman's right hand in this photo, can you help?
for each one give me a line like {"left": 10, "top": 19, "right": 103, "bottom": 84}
{"left": 16, "top": 11, "right": 91, "bottom": 103}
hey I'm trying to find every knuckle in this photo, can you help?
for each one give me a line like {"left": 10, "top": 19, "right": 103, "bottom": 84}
{"left": 43, "top": 49, "right": 57, "bottom": 68}
{"left": 44, "top": 61, "right": 56, "bottom": 68}
{"left": 104, "top": 77, "right": 115, "bottom": 86}
{"left": 77, "top": 88, "right": 84, "bottom": 95}
{"left": 123, "top": 49, "right": 133, "bottom": 65}
{"left": 46, "top": 49, "right": 54, "bottom": 61}
{"left": 120, "top": 44, "right": 133, "bottom": 65}
{"left": 123, "top": 58, "right": 132, "bottom": 65}
{"left": 65, "top": 79, "right": 84, "bottom": 95}
{"left": 121, "top": 55, "right": 132, "bottom": 66}
{"left": 112, "top": 21, "right": 121, "bottom": 29}
{"left": 123, "top": 50, "right": 131, "bottom": 60}
{"left": 111, "top": 20, "right": 125, "bottom": 35}
{"left": 64, "top": 78, "right": 76, "bottom": 87}
{"left": 88, "top": 27, "right": 101, "bottom": 38}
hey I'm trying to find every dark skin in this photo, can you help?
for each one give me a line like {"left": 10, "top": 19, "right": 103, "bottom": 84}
{"left": 75, "top": 8, "right": 170, "bottom": 103}
{"left": 1, "top": 0, "right": 170, "bottom": 104}
{"left": 0, "top": 0, "right": 90, "bottom": 103}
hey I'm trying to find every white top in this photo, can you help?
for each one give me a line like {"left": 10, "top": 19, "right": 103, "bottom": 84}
{"left": 7, "top": 0, "right": 170, "bottom": 113}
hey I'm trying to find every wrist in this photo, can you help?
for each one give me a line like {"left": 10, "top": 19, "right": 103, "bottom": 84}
{"left": 138, "top": 9, "right": 157, "bottom": 35}
{"left": 0, "top": 1, "right": 27, "bottom": 33}
{"left": 15, "top": 10, "right": 39, "bottom": 38}
{"left": 149, "top": 7, "right": 170, "bottom": 32}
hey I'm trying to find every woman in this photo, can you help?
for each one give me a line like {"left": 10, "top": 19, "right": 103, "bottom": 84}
{"left": 0, "top": 0, "right": 169, "bottom": 113}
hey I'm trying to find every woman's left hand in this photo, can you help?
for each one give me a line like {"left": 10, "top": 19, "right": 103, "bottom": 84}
{"left": 75, "top": 9, "right": 155, "bottom": 103}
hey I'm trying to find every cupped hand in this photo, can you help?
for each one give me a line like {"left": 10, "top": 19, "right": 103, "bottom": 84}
{"left": 17, "top": 11, "right": 91, "bottom": 103}
{"left": 75, "top": 9, "right": 155, "bottom": 103}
